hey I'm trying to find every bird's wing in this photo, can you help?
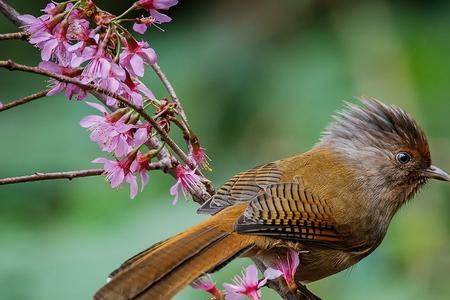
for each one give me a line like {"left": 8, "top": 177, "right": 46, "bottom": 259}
{"left": 198, "top": 163, "right": 284, "bottom": 214}
{"left": 235, "top": 182, "right": 354, "bottom": 249}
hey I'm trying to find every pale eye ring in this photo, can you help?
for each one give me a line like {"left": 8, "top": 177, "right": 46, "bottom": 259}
{"left": 396, "top": 152, "right": 411, "bottom": 164}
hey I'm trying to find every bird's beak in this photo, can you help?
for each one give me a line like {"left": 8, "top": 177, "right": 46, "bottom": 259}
{"left": 423, "top": 165, "right": 450, "bottom": 182}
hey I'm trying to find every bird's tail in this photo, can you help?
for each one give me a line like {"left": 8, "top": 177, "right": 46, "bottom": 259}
{"left": 94, "top": 206, "right": 254, "bottom": 300}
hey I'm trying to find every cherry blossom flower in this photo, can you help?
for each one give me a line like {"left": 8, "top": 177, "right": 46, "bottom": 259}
{"left": 112, "top": 75, "right": 155, "bottom": 108}
{"left": 69, "top": 44, "right": 97, "bottom": 68}
{"left": 19, "top": 14, "right": 53, "bottom": 43}
{"left": 268, "top": 249, "right": 300, "bottom": 292}
{"left": 132, "top": 17, "right": 155, "bottom": 34}
{"left": 92, "top": 156, "right": 138, "bottom": 199}
{"left": 135, "top": 0, "right": 178, "bottom": 24}
{"left": 97, "top": 62, "right": 126, "bottom": 105}
{"left": 41, "top": 2, "right": 65, "bottom": 20}
{"left": 80, "top": 45, "right": 112, "bottom": 82}
{"left": 80, "top": 102, "right": 135, "bottom": 157}
{"left": 189, "top": 139, "right": 211, "bottom": 170}
{"left": 132, "top": 123, "right": 151, "bottom": 147}
{"left": 119, "top": 39, "right": 157, "bottom": 77}
{"left": 191, "top": 274, "right": 222, "bottom": 298}
{"left": 42, "top": 2, "right": 75, "bottom": 21}
{"left": 223, "top": 265, "right": 282, "bottom": 300}
{"left": 66, "top": 14, "right": 98, "bottom": 53}
{"left": 37, "top": 23, "right": 72, "bottom": 64}
{"left": 39, "top": 61, "right": 87, "bottom": 100}
{"left": 130, "top": 151, "right": 151, "bottom": 191}
{"left": 169, "top": 165, "right": 203, "bottom": 205}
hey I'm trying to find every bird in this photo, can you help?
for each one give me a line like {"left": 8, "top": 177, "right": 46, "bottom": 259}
{"left": 94, "top": 98, "right": 450, "bottom": 300}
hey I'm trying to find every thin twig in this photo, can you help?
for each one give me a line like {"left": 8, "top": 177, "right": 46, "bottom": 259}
{"left": 0, "top": 31, "right": 28, "bottom": 40}
{"left": 0, "top": 0, "right": 25, "bottom": 27}
{"left": 151, "top": 62, "right": 188, "bottom": 124}
{"left": 0, "top": 89, "right": 51, "bottom": 112}
{"left": 0, "top": 169, "right": 104, "bottom": 185}
{"left": 0, "top": 59, "right": 195, "bottom": 170}
{"left": 170, "top": 117, "right": 191, "bottom": 146}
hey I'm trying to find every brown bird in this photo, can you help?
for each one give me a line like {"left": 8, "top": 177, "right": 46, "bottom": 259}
{"left": 94, "top": 98, "right": 450, "bottom": 300}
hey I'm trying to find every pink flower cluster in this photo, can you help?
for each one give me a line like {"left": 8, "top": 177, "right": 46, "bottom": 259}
{"left": 191, "top": 250, "right": 301, "bottom": 300}
{"left": 133, "top": 0, "right": 178, "bottom": 34}
{"left": 18, "top": 1, "right": 202, "bottom": 201}
{"left": 19, "top": 1, "right": 161, "bottom": 107}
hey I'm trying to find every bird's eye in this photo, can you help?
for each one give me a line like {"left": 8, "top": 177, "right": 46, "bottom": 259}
{"left": 396, "top": 152, "right": 411, "bottom": 164}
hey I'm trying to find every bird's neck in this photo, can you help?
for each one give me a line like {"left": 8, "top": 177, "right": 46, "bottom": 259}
{"left": 308, "top": 146, "right": 406, "bottom": 244}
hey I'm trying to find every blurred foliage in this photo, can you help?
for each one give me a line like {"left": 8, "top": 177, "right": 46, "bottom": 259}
{"left": 1, "top": 0, "right": 450, "bottom": 299}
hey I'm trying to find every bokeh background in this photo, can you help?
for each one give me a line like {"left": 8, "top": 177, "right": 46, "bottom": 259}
{"left": 1, "top": 0, "right": 450, "bottom": 299}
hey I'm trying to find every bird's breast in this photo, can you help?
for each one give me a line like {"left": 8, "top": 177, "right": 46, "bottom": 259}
{"left": 295, "top": 247, "right": 367, "bottom": 283}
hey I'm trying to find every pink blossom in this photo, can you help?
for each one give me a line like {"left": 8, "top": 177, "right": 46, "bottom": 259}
{"left": 132, "top": 123, "right": 151, "bottom": 147}
{"left": 80, "top": 102, "right": 135, "bottom": 157}
{"left": 223, "top": 265, "right": 281, "bottom": 300}
{"left": 66, "top": 15, "right": 96, "bottom": 50}
{"left": 69, "top": 44, "right": 97, "bottom": 68}
{"left": 189, "top": 143, "right": 210, "bottom": 170}
{"left": 41, "top": 3, "right": 59, "bottom": 20}
{"left": 132, "top": 17, "right": 155, "bottom": 34}
{"left": 36, "top": 23, "right": 71, "bottom": 64}
{"left": 81, "top": 47, "right": 112, "bottom": 82}
{"left": 169, "top": 165, "right": 203, "bottom": 205}
{"left": 97, "top": 63, "right": 126, "bottom": 105}
{"left": 267, "top": 249, "right": 300, "bottom": 291}
{"left": 92, "top": 156, "right": 138, "bottom": 199}
{"left": 130, "top": 151, "right": 151, "bottom": 191}
{"left": 119, "top": 40, "right": 157, "bottom": 77}
{"left": 133, "top": 22, "right": 148, "bottom": 35}
{"left": 191, "top": 274, "right": 222, "bottom": 298}
{"left": 0, "top": 101, "right": 3, "bottom": 109}
{"left": 19, "top": 8, "right": 65, "bottom": 44}
{"left": 111, "top": 75, "right": 155, "bottom": 108}
{"left": 136, "top": 0, "right": 178, "bottom": 24}
{"left": 73, "top": 43, "right": 112, "bottom": 82}
{"left": 39, "top": 61, "right": 87, "bottom": 100}
{"left": 41, "top": 2, "right": 70, "bottom": 20}
{"left": 19, "top": 14, "right": 52, "bottom": 42}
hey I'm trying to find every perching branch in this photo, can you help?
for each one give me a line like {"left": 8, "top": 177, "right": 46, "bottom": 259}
{"left": 0, "top": 59, "right": 195, "bottom": 170}
{"left": 0, "top": 89, "right": 51, "bottom": 111}
{"left": 0, "top": 31, "right": 28, "bottom": 40}
{"left": 0, "top": 169, "right": 104, "bottom": 185}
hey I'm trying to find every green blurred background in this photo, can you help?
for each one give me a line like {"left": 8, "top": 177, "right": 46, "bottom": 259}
{"left": 1, "top": 0, "right": 450, "bottom": 299}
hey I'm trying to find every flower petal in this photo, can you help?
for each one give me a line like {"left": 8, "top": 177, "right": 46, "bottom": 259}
{"left": 85, "top": 101, "right": 109, "bottom": 114}
{"left": 92, "top": 157, "right": 108, "bottom": 164}
{"left": 263, "top": 267, "right": 283, "bottom": 281}
{"left": 169, "top": 180, "right": 181, "bottom": 205}
{"left": 110, "top": 168, "right": 125, "bottom": 188}
{"left": 130, "top": 54, "right": 145, "bottom": 77}
{"left": 133, "top": 23, "right": 148, "bottom": 34}
{"left": 149, "top": 9, "right": 172, "bottom": 23}
{"left": 40, "top": 38, "right": 58, "bottom": 61}
{"left": 244, "top": 265, "right": 259, "bottom": 286}
{"left": 126, "top": 174, "right": 138, "bottom": 199}
{"left": 140, "top": 171, "right": 149, "bottom": 191}
{"left": 140, "top": 47, "right": 157, "bottom": 64}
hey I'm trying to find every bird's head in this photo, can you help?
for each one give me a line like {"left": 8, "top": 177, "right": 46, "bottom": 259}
{"left": 319, "top": 97, "right": 449, "bottom": 213}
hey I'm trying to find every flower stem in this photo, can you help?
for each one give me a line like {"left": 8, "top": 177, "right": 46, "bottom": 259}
{"left": 112, "top": 3, "right": 137, "bottom": 21}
